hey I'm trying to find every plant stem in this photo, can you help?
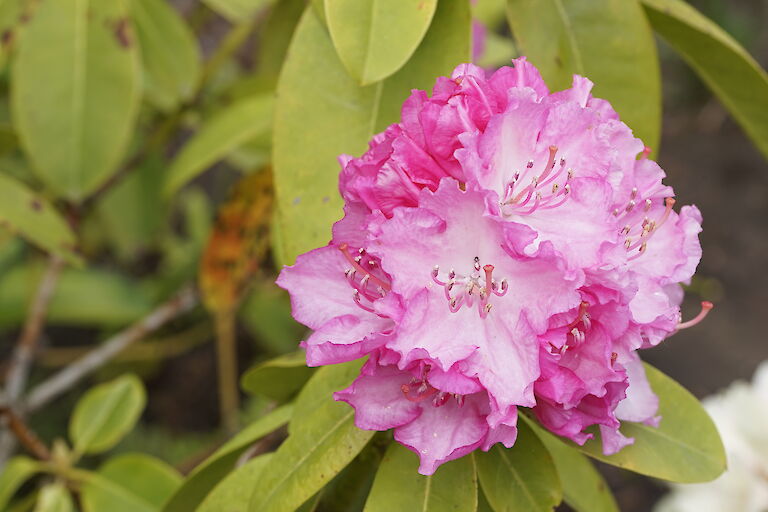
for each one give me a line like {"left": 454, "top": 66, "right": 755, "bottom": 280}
{"left": 0, "top": 407, "right": 49, "bottom": 460}
{"left": 215, "top": 308, "right": 239, "bottom": 435}
{"left": 24, "top": 286, "right": 197, "bottom": 413}
{"left": 4, "top": 255, "right": 65, "bottom": 403}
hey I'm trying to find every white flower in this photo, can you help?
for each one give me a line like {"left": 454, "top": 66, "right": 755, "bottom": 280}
{"left": 655, "top": 362, "right": 768, "bottom": 512}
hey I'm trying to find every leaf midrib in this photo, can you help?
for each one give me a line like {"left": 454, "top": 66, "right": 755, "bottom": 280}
{"left": 552, "top": 0, "right": 585, "bottom": 75}
{"left": 71, "top": 0, "right": 87, "bottom": 195}
{"left": 498, "top": 449, "right": 539, "bottom": 510}
{"left": 257, "top": 408, "right": 355, "bottom": 510}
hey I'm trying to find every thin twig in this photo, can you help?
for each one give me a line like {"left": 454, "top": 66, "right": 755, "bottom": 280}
{"left": 24, "top": 287, "right": 198, "bottom": 413}
{"left": 0, "top": 407, "right": 50, "bottom": 460}
{"left": 5, "top": 254, "right": 65, "bottom": 404}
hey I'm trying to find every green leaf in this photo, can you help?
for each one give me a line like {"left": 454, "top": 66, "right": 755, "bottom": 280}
{"left": 274, "top": 1, "right": 470, "bottom": 263}
{"left": 506, "top": 0, "right": 661, "bottom": 151}
{"left": 241, "top": 351, "right": 314, "bottom": 401}
{"left": 524, "top": 417, "right": 617, "bottom": 512}
{"left": 97, "top": 155, "right": 165, "bottom": 262}
{"left": 317, "top": 441, "right": 383, "bottom": 512}
{"left": 476, "top": 421, "right": 562, "bottom": 512}
{"left": 80, "top": 454, "right": 181, "bottom": 512}
{"left": 203, "top": 0, "right": 273, "bottom": 22}
{"left": 131, "top": 0, "right": 200, "bottom": 112}
{"left": 35, "top": 483, "right": 74, "bottom": 512}
{"left": 80, "top": 472, "right": 156, "bottom": 512}
{"left": 289, "top": 360, "right": 363, "bottom": 433}
{"left": 0, "top": 0, "right": 24, "bottom": 69}
{"left": 162, "top": 404, "right": 293, "bottom": 512}
{"left": 69, "top": 374, "right": 147, "bottom": 455}
{"left": 0, "top": 173, "right": 81, "bottom": 265}
{"left": 641, "top": 0, "right": 768, "bottom": 161}
{"left": 248, "top": 380, "right": 374, "bottom": 510}
{"left": 573, "top": 363, "right": 726, "bottom": 483}
{"left": 239, "top": 282, "right": 304, "bottom": 355}
{"left": 364, "top": 443, "right": 477, "bottom": 512}
{"left": 325, "top": 0, "right": 437, "bottom": 85}
{"left": 0, "top": 456, "right": 40, "bottom": 510}
{"left": 165, "top": 94, "right": 274, "bottom": 195}
{"left": 0, "top": 264, "right": 154, "bottom": 328}
{"left": 11, "top": 0, "right": 140, "bottom": 200}
{"left": 257, "top": 0, "right": 305, "bottom": 85}
{"left": 197, "top": 454, "right": 273, "bottom": 512}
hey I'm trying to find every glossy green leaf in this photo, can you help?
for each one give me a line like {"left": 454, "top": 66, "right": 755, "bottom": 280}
{"left": 80, "top": 454, "right": 180, "bottom": 512}
{"left": 289, "top": 360, "right": 363, "bottom": 433}
{"left": 274, "top": 1, "right": 470, "bottom": 263}
{"left": 248, "top": 386, "right": 374, "bottom": 510}
{"left": 69, "top": 374, "right": 146, "bottom": 455}
{"left": 165, "top": 94, "right": 274, "bottom": 195}
{"left": 11, "top": 0, "right": 140, "bottom": 200}
{"left": 476, "top": 421, "right": 562, "bottom": 512}
{"left": 203, "top": 0, "right": 273, "bottom": 22}
{"left": 240, "top": 282, "right": 304, "bottom": 355}
{"left": 641, "top": 0, "right": 768, "bottom": 160}
{"left": 257, "top": 0, "right": 305, "bottom": 85}
{"left": 524, "top": 417, "right": 617, "bottom": 512}
{"left": 97, "top": 154, "right": 165, "bottom": 262}
{"left": 35, "top": 483, "right": 74, "bottom": 512}
{"left": 317, "top": 442, "right": 383, "bottom": 512}
{"left": 131, "top": 0, "right": 200, "bottom": 111}
{"left": 364, "top": 443, "right": 477, "bottom": 512}
{"left": 325, "top": 0, "right": 437, "bottom": 85}
{"left": 0, "top": 456, "right": 40, "bottom": 510}
{"left": 162, "top": 405, "right": 293, "bottom": 512}
{"left": 0, "top": 173, "right": 80, "bottom": 265}
{"left": 197, "top": 454, "right": 272, "bottom": 512}
{"left": 0, "top": 264, "right": 154, "bottom": 328}
{"left": 241, "top": 351, "right": 314, "bottom": 401}
{"left": 0, "top": 0, "right": 23, "bottom": 69}
{"left": 80, "top": 473, "right": 155, "bottom": 512}
{"left": 573, "top": 363, "right": 726, "bottom": 483}
{"left": 506, "top": 0, "right": 661, "bottom": 151}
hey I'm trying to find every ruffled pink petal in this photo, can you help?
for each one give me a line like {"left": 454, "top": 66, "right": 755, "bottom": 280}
{"left": 303, "top": 314, "right": 391, "bottom": 366}
{"left": 276, "top": 245, "right": 361, "bottom": 330}
{"left": 334, "top": 363, "right": 422, "bottom": 431}
{"left": 394, "top": 393, "right": 488, "bottom": 475}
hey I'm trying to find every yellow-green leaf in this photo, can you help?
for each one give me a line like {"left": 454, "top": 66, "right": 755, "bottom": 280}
{"left": 641, "top": 0, "right": 768, "bottom": 161}
{"left": 325, "top": 0, "right": 437, "bottom": 85}
{"left": 69, "top": 374, "right": 146, "bottom": 455}
{"left": 0, "top": 173, "right": 80, "bottom": 265}
{"left": 131, "top": 0, "right": 200, "bottom": 111}
{"left": 0, "top": 456, "right": 40, "bottom": 510}
{"left": 197, "top": 454, "right": 273, "bottom": 512}
{"left": 506, "top": 0, "right": 661, "bottom": 151}
{"left": 524, "top": 416, "right": 618, "bottom": 512}
{"left": 81, "top": 454, "right": 181, "bottom": 512}
{"left": 241, "top": 350, "right": 314, "bottom": 401}
{"left": 35, "top": 483, "right": 74, "bottom": 512}
{"left": 162, "top": 405, "right": 293, "bottom": 512}
{"left": 165, "top": 94, "right": 273, "bottom": 195}
{"left": 247, "top": 399, "right": 373, "bottom": 512}
{"left": 364, "top": 443, "right": 477, "bottom": 512}
{"left": 203, "top": 0, "right": 273, "bottom": 22}
{"left": 274, "top": 1, "right": 470, "bottom": 263}
{"left": 476, "top": 421, "right": 562, "bottom": 512}
{"left": 573, "top": 363, "right": 726, "bottom": 483}
{"left": 12, "top": 0, "right": 140, "bottom": 200}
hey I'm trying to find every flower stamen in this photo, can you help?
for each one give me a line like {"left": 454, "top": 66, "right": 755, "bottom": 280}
{"left": 677, "top": 301, "right": 714, "bottom": 330}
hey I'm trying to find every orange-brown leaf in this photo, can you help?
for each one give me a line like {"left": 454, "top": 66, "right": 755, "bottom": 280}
{"left": 199, "top": 170, "right": 273, "bottom": 313}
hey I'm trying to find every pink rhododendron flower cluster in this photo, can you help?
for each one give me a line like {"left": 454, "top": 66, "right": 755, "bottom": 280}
{"left": 277, "top": 58, "right": 710, "bottom": 475}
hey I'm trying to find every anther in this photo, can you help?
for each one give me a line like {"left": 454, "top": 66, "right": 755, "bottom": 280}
{"left": 527, "top": 160, "right": 534, "bottom": 168}
{"left": 677, "top": 301, "right": 714, "bottom": 330}
{"left": 645, "top": 198, "right": 652, "bottom": 211}
{"left": 473, "top": 256, "right": 481, "bottom": 271}
{"left": 625, "top": 200, "right": 636, "bottom": 213}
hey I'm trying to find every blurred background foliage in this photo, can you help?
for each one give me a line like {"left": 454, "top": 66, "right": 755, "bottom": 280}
{"left": 0, "top": 0, "right": 764, "bottom": 511}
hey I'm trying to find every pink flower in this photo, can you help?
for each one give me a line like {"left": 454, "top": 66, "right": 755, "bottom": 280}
{"left": 278, "top": 58, "right": 709, "bottom": 475}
